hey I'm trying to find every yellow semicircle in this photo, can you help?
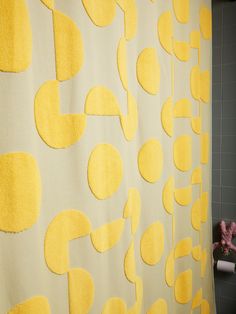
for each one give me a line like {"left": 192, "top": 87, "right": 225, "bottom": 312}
{"left": 147, "top": 299, "right": 168, "bottom": 314}
{"left": 138, "top": 139, "right": 163, "bottom": 183}
{"left": 175, "top": 269, "right": 192, "bottom": 304}
{"left": 191, "top": 199, "right": 201, "bottom": 231}
{"left": 162, "top": 177, "right": 174, "bottom": 214}
{"left": 82, "top": 0, "right": 116, "bottom": 27}
{"left": 53, "top": 10, "right": 84, "bottom": 81}
{"left": 175, "top": 237, "right": 192, "bottom": 259}
{"left": 87, "top": 144, "right": 123, "bottom": 199}
{"left": 124, "top": 240, "right": 136, "bottom": 283}
{"left": 192, "top": 288, "right": 202, "bottom": 309}
{"left": 141, "top": 221, "right": 164, "bottom": 265}
{"left": 102, "top": 298, "right": 127, "bottom": 314}
{"left": 161, "top": 97, "right": 173, "bottom": 137}
{"left": 174, "top": 98, "right": 192, "bottom": 117}
{"left": 200, "top": 6, "right": 212, "bottom": 40}
{"left": 35, "top": 80, "right": 86, "bottom": 149}
{"left": 85, "top": 86, "right": 121, "bottom": 116}
{"left": 90, "top": 218, "right": 125, "bottom": 252}
{"left": 173, "top": 41, "right": 190, "bottom": 62}
{"left": 7, "top": 296, "right": 51, "bottom": 314}
{"left": 174, "top": 135, "right": 192, "bottom": 171}
{"left": 44, "top": 209, "right": 91, "bottom": 274}
{"left": 68, "top": 268, "right": 94, "bottom": 314}
{"left": 165, "top": 249, "right": 175, "bottom": 287}
{"left": 173, "top": 0, "right": 189, "bottom": 24}
{"left": 158, "top": 11, "right": 173, "bottom": 54}
{"left": 174, "top": 186, "right": 192, "bottom": 206}
{"left": 136, "top": 48, "right": 160, "bottom": 95}
{"left": 117, "top": 36, "right": 128, "bottom": 90}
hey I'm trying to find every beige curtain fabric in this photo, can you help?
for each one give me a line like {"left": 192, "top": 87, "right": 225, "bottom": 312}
{"left": 0, "top": 0, "right": 214, "bottom": 313}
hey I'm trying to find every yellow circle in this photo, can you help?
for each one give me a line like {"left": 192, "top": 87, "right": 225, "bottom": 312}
{"left": 88, "top": 144, "right": 123, "bottom": 199}
{"left": 138, "top": 139, "right": 163, "bottom": 183}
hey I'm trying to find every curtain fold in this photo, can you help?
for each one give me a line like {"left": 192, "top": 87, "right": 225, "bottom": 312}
{"left": 0, "top": 0, "right": 214, "bottom": 313}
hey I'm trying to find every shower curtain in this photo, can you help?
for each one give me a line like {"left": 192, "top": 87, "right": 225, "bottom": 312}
{"left": 0, "top": 0, "right": 214, "bottom": 313}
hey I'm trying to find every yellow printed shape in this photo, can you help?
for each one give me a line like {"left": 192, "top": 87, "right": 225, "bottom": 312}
{"left": 136, "top": 48, "right": 160, "bottom": 95}
{"left": 85, "top": 86, "right": 120, "bottom": 116}
{"left": 165, "top": 250, "right": 175, "bottom": 287}
{"left": 0, "top": 152, "right": 41, "bottom": 233}
{"left": 192, "top": 288, "right": 202, "bottom": 309}
{"left": 201, "top": 192, "right": 208, "bottom": 223}
{"left": 35, "top": 80, "right": 86, "bottom": 149}
{"left": 116, "top": 0, "right": 137, "bottom": 40}
{"left": 102, "top": 298, "right": 127, "bottom": 314}
{"left": 161, "top": 97, "right": 173, "bottom": 137}
{"left": 175, "top": 269, "right": 192, "bottom": 304}
{"left": 201, "top": 249, "right": 207, "bottom": 278}
{"left": 91, "top": 218, "right": 125, "bottom": 252}
{"left": 200, "top": 6, "right": 212, "bottom": 40}
{"left": 162, "top": 177, "right": 174, "bottom": 214}
{"left": 120, "top": 91, "right": 138, "bottom": 141}
{"left": 68, "top": 268, "right": 94, "bottom": 314}
{"left": 191, "top": 167, "right": 202, "bottom": 184}
{"left": 53, "top": 10, "right": 84, "bottom": 81}
{"left": 174, "top": 135, "right": 192, "bottom": 171}
{"left": 138, "top": 139, "right": 163, "bottom": 183}
{"left": 173, "top": 41, "right": 190, "bottom": 62}
{"left": 123, "top": 188, "right": 141, "bottom": 235}
{"left": 191, "top": 199, "right": 201, "bottom": 231}
{"left": 124, "top": 241, "right": 136, "bottom": 283}
{"left": 201, "top": 133, "right": 209, "bottom": 164}
{"left": 147, "top": 299, "right": 168, "bottom": 314}
{"left": 175, "top": 238, "right": 192, "bottom": 259}
{"left": 40, "top": 0, "right": 54, "bottom": 9}
{"left": 190, "top": 31, "right": 200, "bottom": 49}
{"left": 174, "top": 98, "right": 192, "bottom": 117}
{"left": 117, "top": 36, "right": 128, "bottom": 90}
{"left": 88, "top": 144, "right": 123, "bottom": 199}
{"left": 158, "top": 11, "right": 173, "bottom": 54}
{"left": 173, "top": 0, "right": 189, "bottom": 24}
{"left": 141, "top": 221, "right": 164, "bottom": 265}
{"left": 82, "top": 0, "right": 116, "bottom": 27}
{"left": 201, "top": 70, "right": 210, "bottom": 103}
{"left": 7, "top": 296, "right": 51, "bottom": 314}
{"left": 192, "top": 245, "right": 201, "bottom": 261}
{"left": 191, "top": 117, "right": 201, "bottom": 134}
{"left": 201, "top": 299, "right": 210, "bottom": 314}
{"left": 175, "top": 186, "right": 192, "bottom": 206}
{"left": 0, "top": 0, "right": 32, "bottom": 72}
{"left": 191, "top": 65, "right": 201, "bottom": 100}
{"left": 44, "top": 209, "right": 91, "bottom": 274}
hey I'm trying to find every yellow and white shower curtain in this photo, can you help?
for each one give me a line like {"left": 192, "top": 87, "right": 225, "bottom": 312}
{"left": 0, "top": 0, "right": 214, "bottom": 313}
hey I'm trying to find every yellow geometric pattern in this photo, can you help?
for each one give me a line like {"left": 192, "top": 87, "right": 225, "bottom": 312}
{"left": 0, "top": 1, "right": 213, "bottom": 313}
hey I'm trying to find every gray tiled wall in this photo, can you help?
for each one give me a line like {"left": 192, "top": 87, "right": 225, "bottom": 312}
{"left": 212, "top": 1, "right": 236, "bottom": 313}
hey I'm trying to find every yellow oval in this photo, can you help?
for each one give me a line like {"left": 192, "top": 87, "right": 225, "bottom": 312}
{"left": 0, "top": 152, "right": 41, "bottom": 233}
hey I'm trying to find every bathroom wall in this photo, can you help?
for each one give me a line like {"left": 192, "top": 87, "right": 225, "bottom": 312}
{"left": 212, "top": 1, "right": 236, "bottom": 313}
